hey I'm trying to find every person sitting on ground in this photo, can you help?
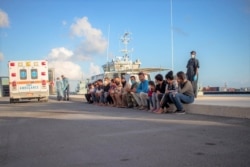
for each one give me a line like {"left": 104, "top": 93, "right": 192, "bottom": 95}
{"left": 109, "top": 79, "right": 116, "bottom": 106}
{"left": 131, "top": 72, "right": 149, "bottom": 110}
{"left": 126, "top": 76, "right": 139, "bottom": 108}
{"left": 85, "top": 83, "right": 94, "bottom": 104}
{"left": 157, "top": 71, "right": 178, "bottom": 114}
{"left": 152, "top": 74, "right": 167, "bottom": 113}
{"left": 91, "top": 81, "right": 98, "bottom": 104}
{"left": 147, "top": 81, "right": 155, "bottom": 111}
{"left": 102, "top": 77, "right": 112, "bottom": 105}
{"left": 121, "top": 77, "right": 131, "bottom": 108}
{"left": 95, "top": 79, "right": 104, "bottom": 105}
{"left": 113, "top": 77, "right": 123, "bottom": 107}
{"left": 169, "top": 71, "right": 195, "bottom": 114}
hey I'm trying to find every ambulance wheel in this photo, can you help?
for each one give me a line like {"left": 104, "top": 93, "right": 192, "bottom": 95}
{"left": 10, "top": 98, "right": 18, "bottom": 103}
{"left": 44, "top": 97, "right": 48, "bottom": 102}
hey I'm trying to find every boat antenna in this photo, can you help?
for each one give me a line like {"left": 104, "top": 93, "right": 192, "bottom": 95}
{"left": 121, "top": 32, "right": 130, "bottom": 57}
{"left": 120, "top": 32, "right": 132, "bottom": 72}
{"left": 170, "top": 0, "right": 174, "bottom": 71}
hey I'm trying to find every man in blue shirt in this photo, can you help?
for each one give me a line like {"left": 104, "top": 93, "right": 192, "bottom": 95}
{"left": 131, "top": 72, "right": 149, "bottom": 110}
{"left": 61, "top": 75, "right": 70, "bottom": 101}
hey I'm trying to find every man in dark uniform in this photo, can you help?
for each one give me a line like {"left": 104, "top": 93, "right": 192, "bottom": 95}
{"left": 186, "top": 51, "right": 200, "bottom": 98}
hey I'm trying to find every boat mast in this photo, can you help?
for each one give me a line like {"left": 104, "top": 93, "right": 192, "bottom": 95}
{"left": 120, "top": 32, "right": 130, "bottom": 58}
{"left": 120, "top": 32, "right": 133, "bottom": 72}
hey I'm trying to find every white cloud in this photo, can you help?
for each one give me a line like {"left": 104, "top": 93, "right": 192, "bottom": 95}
{"left": 0, "top": 52, "right": 4, "bottom": 61}
{"left": 0, "top": 9, "right": 9, "bottom": 27}
{"left": 47, "top": 47, "right": 82, "bottom": 80}
{"left": 49, "top": 61, "right": 82, "bottom": 80}
{"left": 46, "top": 17, "right": 107, "bottom": 81}
{"left": 89, "top": 62, "right": 101, "bottom": 76}
{"left": 47, "top": 47, "right": 73, "bottom": 61}
{"left": 70, "top": 17, "right": 107, "bottom": 59}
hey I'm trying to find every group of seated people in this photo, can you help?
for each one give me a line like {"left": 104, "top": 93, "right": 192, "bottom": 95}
{"left": 85, "top": 71, "right": 195, "bottom": 114}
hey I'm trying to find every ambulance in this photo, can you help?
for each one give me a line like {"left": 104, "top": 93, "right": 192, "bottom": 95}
{"left": 8, "top": 60, "right": 49, "bottom": 103}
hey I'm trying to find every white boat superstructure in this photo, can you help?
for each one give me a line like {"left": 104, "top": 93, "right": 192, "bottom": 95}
{"left": 88, "top": 32, "right": 170, "bottom": 84}
{"left": 102, "top": 32, "right": 141, "bottom": 73}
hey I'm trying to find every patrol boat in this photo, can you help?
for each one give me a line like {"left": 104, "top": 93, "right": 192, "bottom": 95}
{"left": 88, "top": 32, "right": 170, "bottom": 83}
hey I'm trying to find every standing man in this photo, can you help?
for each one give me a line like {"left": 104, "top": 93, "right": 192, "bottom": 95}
{"left": 56, "top": 77, "right": 63, "bottom": 101}
{"left": 61, "top": 75, "right": 70, "bottom": 101}
{"left": 186, "top": 51, "right": 200, "bottom": 98}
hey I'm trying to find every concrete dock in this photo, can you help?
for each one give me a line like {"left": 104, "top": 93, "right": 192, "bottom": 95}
{"left": 0, "top": 96, "right": 250, "bottom": 167}
{"left": 189, "top": 95, "right": 250, "bottom": 119}
{"left": 64, "top": 94, "right": 250, "bottom": 119}
{"left": 1, "top": 95, "right": 250, "bottom": 167}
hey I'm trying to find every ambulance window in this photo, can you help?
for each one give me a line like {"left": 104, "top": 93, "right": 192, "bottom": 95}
{"left": 31, "top": 69, "right": 38, "bottom": 79}
{"left": 20, "top": 69, "right": 27, "bottom": 80}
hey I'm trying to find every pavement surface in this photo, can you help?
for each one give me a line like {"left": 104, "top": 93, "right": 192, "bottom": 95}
{"left": 54, "top": 94, "right": 250, "bottom": 118}
{"left": 0, "top": 97, "right": 250, "bottom": 167}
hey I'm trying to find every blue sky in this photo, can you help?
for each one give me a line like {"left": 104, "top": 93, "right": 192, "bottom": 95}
{"left": 0, "top": 0, "right": 250, "bottom": 89}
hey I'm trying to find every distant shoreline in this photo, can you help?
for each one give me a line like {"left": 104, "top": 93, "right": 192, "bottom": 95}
{"left": 203, "top": 91, "right": 250, "bottom": 95}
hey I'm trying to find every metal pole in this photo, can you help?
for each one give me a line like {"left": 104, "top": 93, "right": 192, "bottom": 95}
{"left": 170, "top": 0, "right": 174, "bottom": 71}
{"left": 106, "top": 24, "right": 110, "bottom": 72}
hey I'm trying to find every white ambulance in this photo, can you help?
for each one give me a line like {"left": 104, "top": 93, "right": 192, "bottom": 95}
{"left": 8, "top": 60, "right": 49, "bottom": 103}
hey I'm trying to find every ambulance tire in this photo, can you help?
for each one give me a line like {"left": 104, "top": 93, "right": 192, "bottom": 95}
{"left": 10, "top": 98, "right": 18, "bottom": 103}
{"left": 44, "top": 97, "right": 49, "bottom": 102}
{"left": 37, "top": 98, "right": 46, "bottom": 102}
{"left": 39, "top": 97, "right": 48, "bottom": 102}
